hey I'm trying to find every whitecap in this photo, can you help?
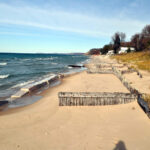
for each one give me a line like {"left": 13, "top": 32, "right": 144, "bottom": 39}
{"left": 0, "top": 62, "right": 7, "bottom": 66}
{"left": 11, "top": 80, "right": 34, "bottom": 88}
{"left": 34, "top": 57, "right": 58, "bottom": 61}
{"left": 47, "top": 57, "right": 58, "bottom": 60}
{"left": 22, "top": 59, "right": 31, "bottom": 61}
{"left": 0, "top": 74, "right": 9, "bottom": 79}
{"left": 51, "top": 62, "right": 58, "bottom": 65}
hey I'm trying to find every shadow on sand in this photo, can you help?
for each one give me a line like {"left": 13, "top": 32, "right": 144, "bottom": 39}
{"left": 113, "top": 141, "right": 127, "bottom": 150}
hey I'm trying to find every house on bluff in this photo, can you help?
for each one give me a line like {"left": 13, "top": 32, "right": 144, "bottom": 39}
{"left": 119, "top": 47, "right": 135, "bottom": 54}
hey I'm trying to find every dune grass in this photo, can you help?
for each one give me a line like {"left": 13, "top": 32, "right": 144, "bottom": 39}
{"left": 112, "top": 51, "right": 150, "bottom": 72}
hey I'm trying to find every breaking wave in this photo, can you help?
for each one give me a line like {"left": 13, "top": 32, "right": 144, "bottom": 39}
{"left": 11, "top": 80, "right": 34, "bottom": 88}
{"left": 34, "top": 57, "right": 58, "bottom": 61}
{"left": 0, "top": 62, "right": 7, "bottom": 66}
{"left": 0, "top": 74, "right": 9, "bottom": 79}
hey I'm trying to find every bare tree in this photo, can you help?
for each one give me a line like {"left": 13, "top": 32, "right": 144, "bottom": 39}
{"left": 120, "top": 32, "right": 126, "bottom": 42}
{"left": 131, "top": 34, "right": 145, "bottom": 51}
{"left": 112, "top": 32, "right": 121, "bottom": 54}
{"left": 141, "top": 25, "right": 150, "bottom": 50}
{"left": 112, "top": 32, "right": 126, "bottom": 54}
{"left": 142, "top": 25, "right": 150, "bottom": 37}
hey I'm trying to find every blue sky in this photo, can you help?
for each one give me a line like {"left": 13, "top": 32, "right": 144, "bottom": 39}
{"left": 0, "top": 0, "right": 149, "bottom": 53}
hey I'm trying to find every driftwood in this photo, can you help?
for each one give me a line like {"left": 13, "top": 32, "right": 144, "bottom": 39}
{"left": 68, "top": 65, "right": 84, "bottom": 68}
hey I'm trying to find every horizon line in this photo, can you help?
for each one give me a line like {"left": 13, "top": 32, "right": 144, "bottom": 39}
{"left": 0, "top": 52, "right": 85, "bottom": 54}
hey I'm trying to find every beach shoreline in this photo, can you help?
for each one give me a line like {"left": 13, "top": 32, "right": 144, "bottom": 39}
{"left": 0, "top": 55, "right": 150, "bottom": 150}
{"left": 0, "top": 70, "right": 86, "bottom": 114}
{"left": 0, "top": 55, "right": 88, "bottom": 110}
{"left": 0, "top": 53, "right": 89, "bottom": 102}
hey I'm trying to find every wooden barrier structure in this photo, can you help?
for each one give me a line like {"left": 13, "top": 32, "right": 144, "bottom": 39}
{"left": 58, "top": 92, "right": 137, "bottom": 106}
{"left": 112, "top": 66, "right": 140, "bottom": 95}
{"left": 121, "top": 69, "right": 136, "bottom": 74}
{"left": 58, "top": 62, "right": 150, "bottom": 118}
{"left": 121, "top": 69, "right": 142, "bottom": 78}
{"left": 86, "top": 65, "right": 140, "bottom": 96}
{"left": 138, "top": 95, "right": 150, "bottom": 118}
{"left": 58, "top": 65, "right": 139, "bottom": 107}
{"left": 96, "top": 64, "right": 112, "bottom": 69}
{"left": 86, "top": 63, "right": 113, "bottom": 74}
{"left": 87, "top": 70, "right": 114, "bottom": 74}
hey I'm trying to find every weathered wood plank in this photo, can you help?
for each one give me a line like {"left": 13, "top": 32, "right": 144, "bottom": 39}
{"left": 58, "top": 92, "right": 137, "bottom": 106}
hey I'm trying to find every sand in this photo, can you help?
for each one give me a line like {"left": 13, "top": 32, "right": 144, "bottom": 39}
{"left": 123, "top": 70, "right": 150, "bottom": 94}
{"left": 0, "top": 56, "right": 150, "bottom": 150}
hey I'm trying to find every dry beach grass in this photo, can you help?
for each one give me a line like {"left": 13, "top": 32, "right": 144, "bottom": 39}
{"left": 112, "top": 51, "right": 150, "bottom": 71}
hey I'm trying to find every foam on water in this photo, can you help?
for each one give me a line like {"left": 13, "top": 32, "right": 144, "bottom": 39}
{"left": 51, "top": 62, "right": 58, "bottom": 65}
{"left": 34, "top": 57, "right": 57, "bottom": 61}
{"left": 0, "top": 62, "right": 7, "bottom": 66}
{"left": 11, "top": 80, "right": 35, "bottom": 88}
{"left": 0, "top": 74, "right": 9, "bottom": 79}
{"left": 8, "top": 96, "right": 42, "bottom": 108}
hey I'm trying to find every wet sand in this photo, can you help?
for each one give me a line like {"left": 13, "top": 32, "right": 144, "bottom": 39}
{"left": 0, "top": 56, "right": 150, "bottom": 150}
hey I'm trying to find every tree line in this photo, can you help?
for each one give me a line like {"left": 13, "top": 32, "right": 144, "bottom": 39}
{"left": 87, "top": 24, "right": 150, "bottom": 55}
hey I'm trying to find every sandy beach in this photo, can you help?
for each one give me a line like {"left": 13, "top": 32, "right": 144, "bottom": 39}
{"left": 0, "top": 56, "right": 150, "bottom": 150}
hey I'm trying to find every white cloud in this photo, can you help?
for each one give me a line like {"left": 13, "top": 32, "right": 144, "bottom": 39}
{"left": 0, "top": 2, "right": 148, "bottom": 39}
{"left": 0, "top": 31, "right": 41, "bottom": 36}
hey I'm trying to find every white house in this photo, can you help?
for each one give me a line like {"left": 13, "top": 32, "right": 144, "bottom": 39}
{"left": 107, "top": 50, "right": 114, "bottom": 55}
{"left": 118, "top": 47, "right": 135, "bottom": 54}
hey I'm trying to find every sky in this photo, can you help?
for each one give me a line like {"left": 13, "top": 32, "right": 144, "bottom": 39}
{"left": 0, "top": 0, "right": 150, "bottom": 53}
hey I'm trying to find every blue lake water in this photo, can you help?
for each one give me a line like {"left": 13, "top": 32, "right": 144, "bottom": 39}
{"left": 0, "top": 53, "right": 89, "bottom": 100}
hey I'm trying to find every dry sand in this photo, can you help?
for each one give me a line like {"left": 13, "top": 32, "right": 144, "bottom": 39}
{"left": 123, "top": 70, "right": 150, "bottom": 94}
{"left": 0, "top": 56, "right": 150, "bottom": 150}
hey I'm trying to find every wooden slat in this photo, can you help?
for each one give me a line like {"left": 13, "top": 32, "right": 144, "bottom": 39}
{"left": 58, "top": 92, "right": 137, "bottom": 106}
